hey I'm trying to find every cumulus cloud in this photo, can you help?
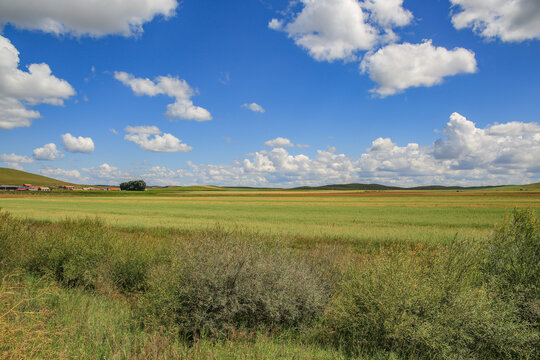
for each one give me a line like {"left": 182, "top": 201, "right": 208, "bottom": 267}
{"left": 62, "top": 133, "right": 95, "bottom": 153}
{"left": 486, "top": 122, "right": 540, "bottom": 136}
{"left": 360, "top": 40, "right": 477, "bottom": 96}
{"left": 39, "top": 166, "right": 86, "bottom": 182}
{"left": 114, "top": 72, "right": 212, "bottom": 121}
{"left": 450, "top": 0, "right": 540, "bottom": 42}
{"left": 270, "top": 1, "right": 477, "bottom": 96}
{"left": 124, "top": 125, "right": 192, "bottom": 152}
{"left": 264, "top": 137, "right": 295, "bottom": 148}
{"left": 0, "top": 0, "right": 178, "bottom": 37}
{"left": 140, "top": 166, "right": 184, "bottom": 186}
{"left": 272, "top": 0, "right": 377, "bottom": 61}
{"left": 357, "top": 113, "right": 540, "bottom": 183}
{"left": 82, "top": 163, "right": 130, "bottom": 182}
{"left": 269, "top": 0, "right": 413, "bottom": 62}
{"left": 168, "top": 113, "right": 539, "bottom": 187}
{"left": 39, "top": 114, "right": 539, "bottom": 187}
{"left": 33, "top": 143, "right": 63, "bottom": 160}
{"left": 0, "top": 153, "right": 34, "bottom": 170}
{"left": 363, "top": 0, "right": 413, "bottom": 28}
{"left": 0, "top": 35, "right": 75, "bottom": 129}
{"left": 242, "top": 102, "right": 265, "bottom": 113}
{"left": 268, "top": 18, "right": 283, "bottom": 30}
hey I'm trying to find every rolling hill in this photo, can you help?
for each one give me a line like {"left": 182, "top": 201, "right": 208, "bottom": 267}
{"left": 0, "top": 167, "right": 75, "bottom": 187}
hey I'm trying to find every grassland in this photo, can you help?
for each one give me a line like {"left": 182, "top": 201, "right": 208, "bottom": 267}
{"left": 1, "top": 189, "right": 538, "bottom": 246}
{"left": 1, "top": 188, "right": 538, "bottom": 359}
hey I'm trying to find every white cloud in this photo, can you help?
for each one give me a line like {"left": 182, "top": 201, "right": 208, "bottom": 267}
{"left": 124, "top": 125, "right": 192, "bottom": 152}
{"left": 33, "top": 143, "right": 63, "bottom": 160}
{"left": 363, "top": 0, "right": 413, "bottom": 28}
{"left": 82, "top": 163, "right": 130, "bottom": 182}
{"left": 242, "top": 102, "right": 265, "bottom": 113}
{"left": 297, "top": 143, "right": 311, "bottom": 148}
{"left": 264, "top": 137, "right": 295, "bottom": 148}
{"left": 486, "top": 122, "right": 540, "bottom": 136}
{"left": 270, "top": 1, "right": 476, "bottom": 96}
{"left": 0, "top": 153, "right": 34, "bottom": 170}
{"left": 124, "top": 125, "right": 161, "bottom": 135}
{"left": 0, "top": 0, "right": 178, "bottom": 37}
{"left": 39, "top": 166, "right": 86, "bottom": 182}
{"left": 269, "top": 0, "right": 413, "bottom": 62}
{"left": 141, "top": 166, "right": 184, "bottom": 186}
{"left": 114, "top": 72, "right": 211, "bottom": 121}
{"left": 188, "top": 113, "right": 540, "bottom": 187}
{"left": 0, "top": 35, "right": 75, "bottom": 129}
{"left": 61, "top": 133, "right": 95, "bottom": 153}
{"left": 34, "top": 114, "right": 538, "bottom": 187}
{"left": 268, "top": 18, "right": 283, "bottom": 30}
{"left": 276, "top": 0, "right": 378, "bottom": 61}
{"left": 360, "top": 40, "right": 477, "bottom": 96}
{"left": 450, "top": 0, "right": 540, "bottom": 42}
{"left": 110, "top": 128, "right": 118, "bottom": 135}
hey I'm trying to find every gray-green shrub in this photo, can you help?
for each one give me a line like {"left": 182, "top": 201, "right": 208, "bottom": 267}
{"left": 140, "top": 230, "right": 333, "bottom": 340}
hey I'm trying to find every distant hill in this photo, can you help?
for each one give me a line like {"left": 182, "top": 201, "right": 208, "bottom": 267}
{"left": 293, "top": 183, "right": 402, "bottom": 190}
{"left": 0, "top": 167, "right": 75, "bottom": 187}
{"left": 293, "top": 183, "right": 504, "bottom": 191}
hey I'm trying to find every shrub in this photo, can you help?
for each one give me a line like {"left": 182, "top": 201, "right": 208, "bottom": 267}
{"left": 483, "top": 209, "right": 539, "bottom": 323}
{"left": 0, "top": 211, "right": 156, "bottom": 293}
{"left": 140, "top": 230, "right": 333, "bottom": 340}
{"left": 319, "top": 237, "right": 539, "bottom": 359}
{"left": 120, "top": 180, "right": 146, "bottom": 191}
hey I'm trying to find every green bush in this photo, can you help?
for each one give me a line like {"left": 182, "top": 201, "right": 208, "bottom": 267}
{"left": 319, "top": 236, "right": 539, "bottom": 359}
{"left": 140, "top": 230, "right": 333, "bottom": 340}
{"left": 0, "top": 211, "right": 155, "bottom": 293}
{"left": 483, "top": 208, "right": 540, "bottom": 325}
{"left": 120, "top": 180, "right": 146, "bottom": 191}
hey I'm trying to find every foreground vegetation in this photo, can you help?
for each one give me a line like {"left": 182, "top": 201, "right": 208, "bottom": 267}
{"left": 1, "top": 207, "right": 538, "bottom": 359}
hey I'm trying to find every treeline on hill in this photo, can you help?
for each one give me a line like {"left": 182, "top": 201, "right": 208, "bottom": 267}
{"left": 0, "top": 210, "right": 538, "bottom": 359}
{"left": 119, "top": 180, "right": 146, "bottom": 191}
{"left": 293, "top": 183, "right": 500, "bottom": 191}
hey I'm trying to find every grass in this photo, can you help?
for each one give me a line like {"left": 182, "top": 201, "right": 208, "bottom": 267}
{"left": 1, "top": 190, "right": 538, "bottom": 245}
{"left": 0, "top": 189, "right": 538, "bottom": 358}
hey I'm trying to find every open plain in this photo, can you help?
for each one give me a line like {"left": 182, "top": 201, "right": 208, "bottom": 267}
{"left": 1, "top": 188, "right": 538, "bottom": 244}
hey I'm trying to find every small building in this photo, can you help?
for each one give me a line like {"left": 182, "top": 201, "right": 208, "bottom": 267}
{"left": 0, "top": 185, "right": 21, "bottom": 191}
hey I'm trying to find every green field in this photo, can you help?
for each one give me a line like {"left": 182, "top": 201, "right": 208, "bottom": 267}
{"left": 1, "top": 189, "right": 538, "bottom": 245}
{"left": 1, "top": 188, "right": 539, "bottom": 359}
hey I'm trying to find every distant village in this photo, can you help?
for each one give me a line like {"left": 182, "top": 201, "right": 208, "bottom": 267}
{"left": 0, "top": 184, "right": 121, "bottom": 192}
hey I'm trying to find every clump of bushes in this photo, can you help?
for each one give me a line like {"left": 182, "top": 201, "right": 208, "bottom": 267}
{"left": 319, "top": 209, "right": 539, "bottom": 359}
{"left": 140, "top": 230, "right": 334, "bottom": 340}
{"left": 0, "top": 212, "right": 156, "bottom": 293}
{"left": 120, "top": 180, "right": 146, "bottom": 191}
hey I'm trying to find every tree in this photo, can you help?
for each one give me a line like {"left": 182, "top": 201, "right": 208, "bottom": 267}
{"left": 120, "top": 180, "right": 146, "bottom": 191}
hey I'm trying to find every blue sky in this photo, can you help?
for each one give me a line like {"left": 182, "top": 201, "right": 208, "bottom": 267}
{"left": 0, "top": 0, "right": 539, "bottom": 186}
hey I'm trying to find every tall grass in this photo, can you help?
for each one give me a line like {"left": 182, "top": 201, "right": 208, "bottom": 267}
{"left": 319, "top": 209, "right": 539, "bottom": 359}
{"left": 0, "top": 208, "right": 538, "bottom": 358}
